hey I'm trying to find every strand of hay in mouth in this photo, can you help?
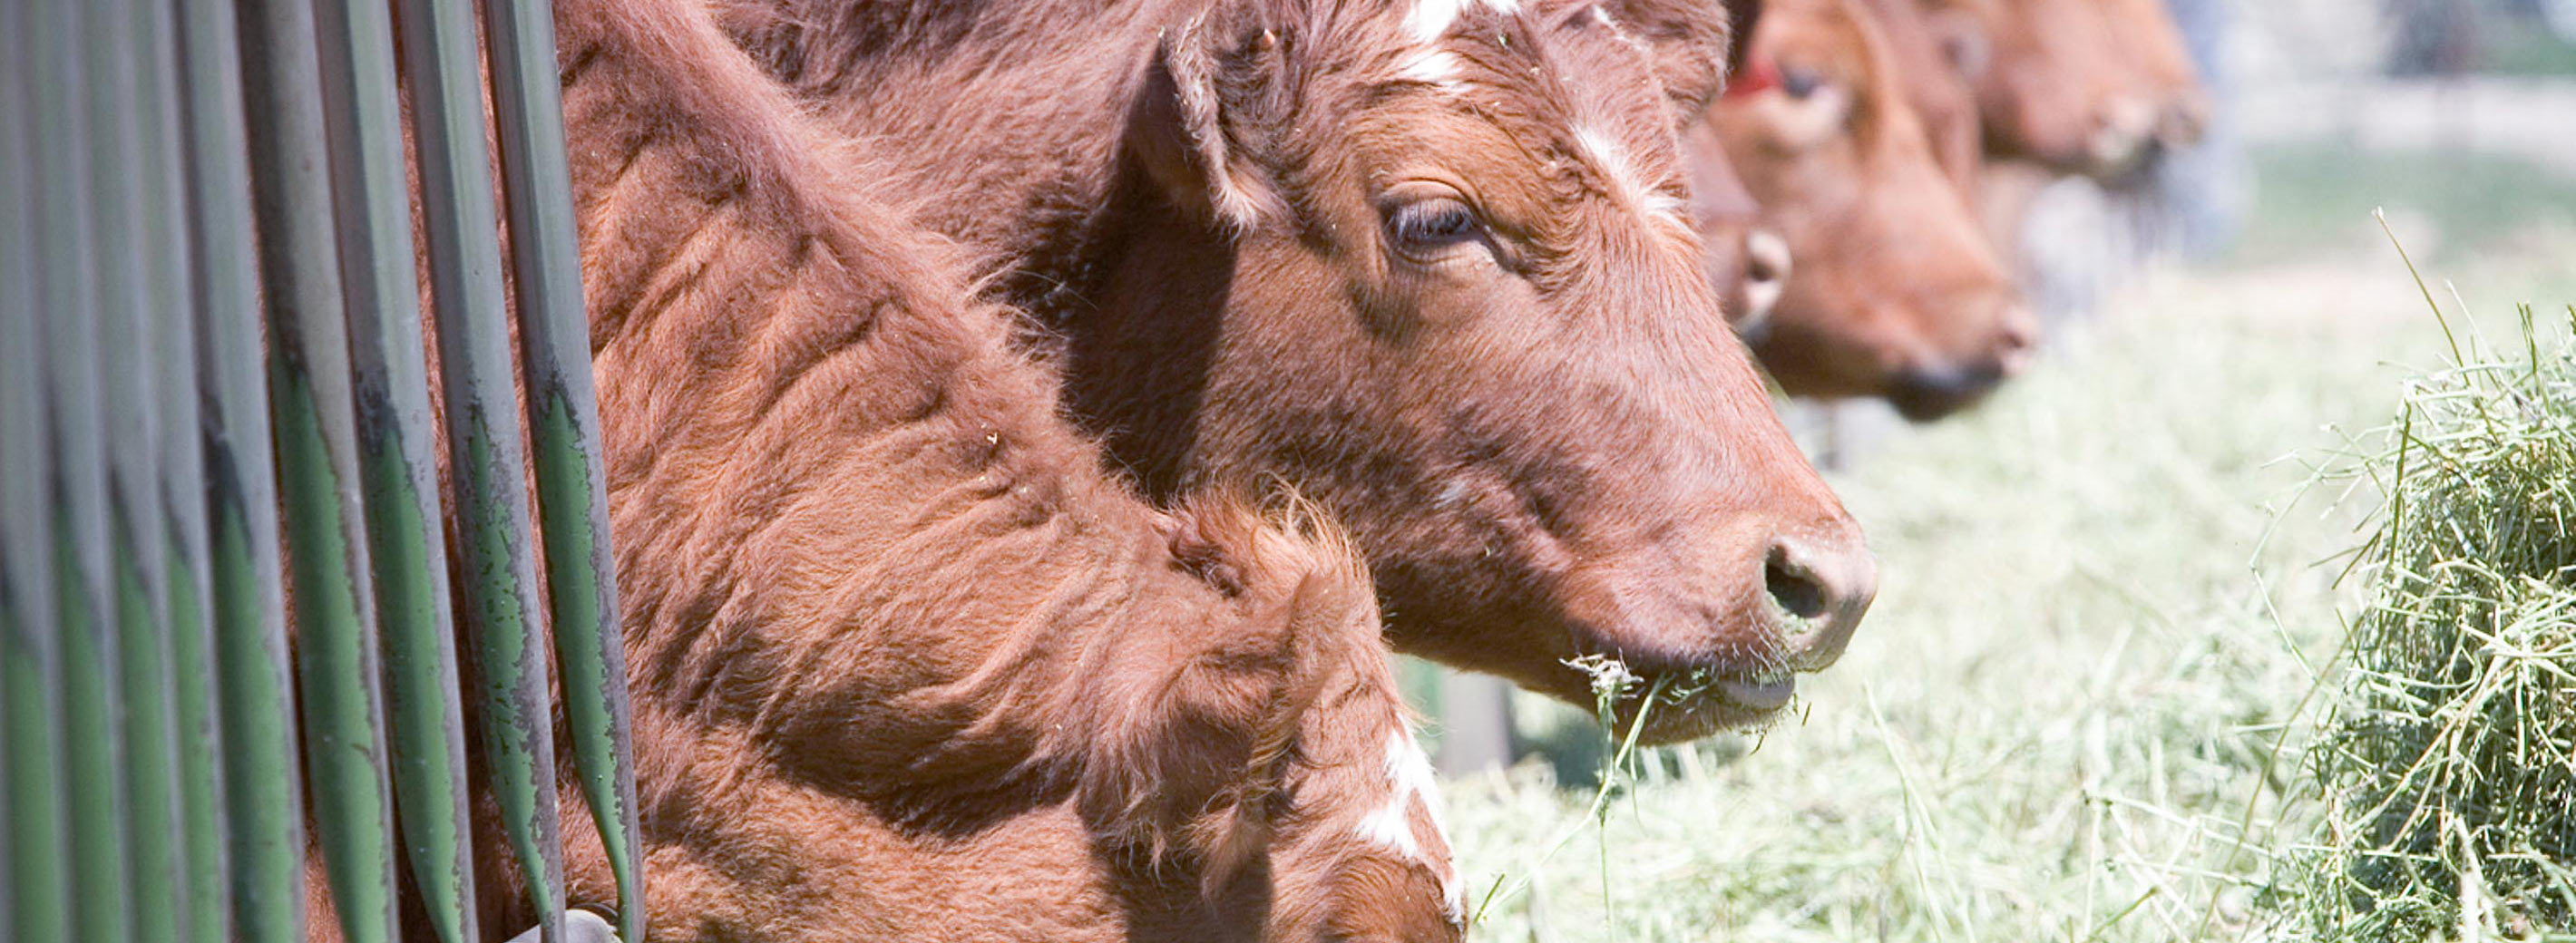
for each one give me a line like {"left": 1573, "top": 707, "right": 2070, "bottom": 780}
{"left": 2279, "top": 285, "right": 2576, "bottom": 940}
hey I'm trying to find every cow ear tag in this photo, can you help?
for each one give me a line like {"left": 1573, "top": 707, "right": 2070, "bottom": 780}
{"left": 1726, "top": 53, "right": 1782, "bottom": 98}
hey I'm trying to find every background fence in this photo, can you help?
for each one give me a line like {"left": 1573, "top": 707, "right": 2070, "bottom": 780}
{"left": 2, "top": 0, "right": 645, "bottom": 940}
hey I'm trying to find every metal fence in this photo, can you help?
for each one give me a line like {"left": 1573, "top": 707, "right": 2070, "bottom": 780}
{"left": 2, "top": 0, "right": 645, "bottom": 940}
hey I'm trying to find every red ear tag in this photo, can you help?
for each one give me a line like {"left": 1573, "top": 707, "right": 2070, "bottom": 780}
{"left": 1726, "top": 55, "right": 1781, "bottom": 98}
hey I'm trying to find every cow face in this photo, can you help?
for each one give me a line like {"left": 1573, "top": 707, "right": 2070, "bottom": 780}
{"left": 1852, "top": 0, "right": 1986, "bottom": 191}
{"left": 1078, "top": 0, "right": 1875, "bottom": 742}
{"left": 1255, "top": 722, "right": 1467, "bottom": 943}
{"left": 2100, "top": 0, "right": 2208, "bottom": 160}
{"left": 1703, "top": 0, "right": 2034, "bottom": 420}
{"left": 1912, "top": 0, "right": 2151, "bottom": 177}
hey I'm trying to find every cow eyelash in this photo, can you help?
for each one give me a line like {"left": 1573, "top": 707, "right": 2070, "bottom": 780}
{"left": 1384, "top": 199, "right": 1486, "bottom": 258}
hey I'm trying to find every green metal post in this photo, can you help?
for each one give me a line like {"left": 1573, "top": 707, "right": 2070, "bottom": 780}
{"left": 388, "top": 0, "right": 574, "bottom": 923}
{"left": 483, "top": 1, "right": 648, "bottom": 935}
{"left": 2, "top": 7, "right": 75, "bottom": 940}
{"left": 138, "top": 0, "right": 234, "bottom": 935}
{"left": 34, "top": 0, "right": 138, "bottom": 939}
{"left": 235, "top": 0, "right": 404, "bottom": 939}
{"left": 309, "top": 0, "right": 486, "bottom": 936}
{"left": 178, "top": 0, "right": 307, "bottom": 935}
{"left": 86, "top": 0, "right": 193, "bottom": 935}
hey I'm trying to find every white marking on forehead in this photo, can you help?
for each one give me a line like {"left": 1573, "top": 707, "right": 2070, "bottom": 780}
{"left": 1397, "top": 48, "right": 1466, "bottom": 89}
{"left": 1405, "top": 0, "right": 1521, "bottom": 43}
{"left": 1571, "top": 124, "right": 1686, "bottom": 224}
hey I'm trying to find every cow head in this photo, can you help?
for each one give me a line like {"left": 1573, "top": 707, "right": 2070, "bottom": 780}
{"left": 1076, "top": 0, "right": 1876, "bottom": 741}
{"left": 1701, "top": 0, "right": 2033, "bottom": 420}
{"left": 2102, "top": 0, "right": 2209, "bottom": 163}
{"left": 1083, "top": 505, "right": 1463, "bottom": 942}
{"left": 1914, "top": 0, "right": 2164, "bottom": 178}
{"left": 1853, "top": 0, "right": 1987, "bottom": 191}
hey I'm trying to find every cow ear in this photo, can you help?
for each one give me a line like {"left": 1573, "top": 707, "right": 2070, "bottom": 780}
{"left": 1070, "top": 501, "right": 1365, "bottom": 890}
{"left": 1595, "top": 0, "right": 1760, "bottom": 121}
{"left": 1129, "top": 17, "right": 1283, "bottom": 232}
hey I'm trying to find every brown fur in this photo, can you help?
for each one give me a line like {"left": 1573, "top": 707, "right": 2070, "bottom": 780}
{"left": 390, "top": 1, "right": 1472, "bottom": 939}
{"left": 1853, "top": 0, "right": 1985, "bottom": 191}
{"left": 1702, "top": 0, "right": 2033, "bottom": 420}
{"left": 2100, "top": 0, "right": 2206, "bottom": 155}
{"left": 1913, "top": 0, "right": 2199, "bottom": 179}
{"left": 724, "top": 0, "right": 1877, "bottom": 744}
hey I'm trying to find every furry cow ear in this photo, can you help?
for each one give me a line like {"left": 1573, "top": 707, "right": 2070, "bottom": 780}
{"left": 1595, "top": 0, "right": 1758, "bottom": 122}
{"left": 1130, "top": 17, "right": 1283, "bottom": 231}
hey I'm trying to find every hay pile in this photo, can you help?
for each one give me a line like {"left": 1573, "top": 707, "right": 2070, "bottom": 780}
{"left": 2284, "top": 302, "right": 2576, "bottom": 940}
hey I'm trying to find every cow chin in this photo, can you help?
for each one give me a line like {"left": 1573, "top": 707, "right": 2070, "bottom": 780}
{"left": 1532, "top": 656, "right": 1799, "bottom": 745}
{"left": 1539, "top": 567, "right": 1808, "bottom": 744}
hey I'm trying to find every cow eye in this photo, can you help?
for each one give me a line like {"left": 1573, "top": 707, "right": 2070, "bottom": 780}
{"left": 1384, "top": 199, "right": 1486, "bottom": 258}
{"left": 1781, "top": 67, "right": 1825, "bottom": 100}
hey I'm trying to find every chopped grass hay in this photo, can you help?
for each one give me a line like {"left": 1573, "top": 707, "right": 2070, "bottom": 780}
{"left": 2281, "top": 265, "right": 2576, "bottom": 939}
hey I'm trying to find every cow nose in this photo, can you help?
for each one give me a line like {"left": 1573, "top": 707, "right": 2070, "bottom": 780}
{"left": 1995, "top": 304, "right": 2039, "bottom": 374}
{"left": 2158, "top": 92, "right": 2210, "bottom": 149}
{"left": 1738, "top": 229, "right": 1792, "bottom": 335}
{"left": 1761, "top": 533, "right": 1876, "bottom": 672}
{"left": 1886, "top": 359, "right": 2011, "bottom": 423}
{"left": 2088, "top": 96, "right": 2159, "bottom": 171}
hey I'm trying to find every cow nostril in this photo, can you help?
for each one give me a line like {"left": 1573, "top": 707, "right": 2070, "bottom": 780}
{"left": 1735, "top": 229, "right": 1792, "bottom": 335}
{"left": 1763, "top": 545, "right": 1829, "bottom": 622}
{"left": 1743, "top": 229, "right": 1791, "bottom": 287}
{"left": 1759, "top": 535, "right": 1877, "bottom": 672}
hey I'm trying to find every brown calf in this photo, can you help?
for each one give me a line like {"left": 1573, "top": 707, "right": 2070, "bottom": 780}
{"left": 1702, "top": 0, "right": 2034, "bottom": 420}
{"left": 725, "top": 0, "right": 1875, "bottom": 743}
{"left": 443, "top": 1, "right": 1468, "bottom": 939}
{"left": 1688, "top": 119, "right": 1797, "bottom": 331}
{"left": 2100, "top": 0, "right": 2207, "bottom": 160}
{"left": 1854, "top": 0, "right": 1986, "bottom": 191}
{"left": 1912, "top": 0, "right": 2166, "bottom": 178}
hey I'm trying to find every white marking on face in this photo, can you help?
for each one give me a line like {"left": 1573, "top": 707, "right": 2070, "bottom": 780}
{"left": 1405, "top": 0, "right": 1522, "bottom": 44}
{"left": 1572, "top": 124, "right": 1685, "bottom": 224}
{"left": 1354, "top": 725, "right": 1461, "bottom": 874}
{"left": 1398, "top": 48, "right": 1466, "bottom": 90}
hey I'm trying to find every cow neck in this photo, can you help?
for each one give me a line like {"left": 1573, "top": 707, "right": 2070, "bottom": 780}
{"left": 554, "top": 0, "right": 1253, "bottom": 770}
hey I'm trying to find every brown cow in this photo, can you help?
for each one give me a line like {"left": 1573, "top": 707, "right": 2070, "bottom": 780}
{"left": 2101, "top": 0, "right": 2207, "bottom": 160}
{"left": 721, "top": 0, "right": 1876, "bottom": 743}
{"left": 416, "top": 1, "right": 1468, "bottom": 940}
{"left": 1914, "top": 0, "right": 2173, "bottom": 178}
{"left": 1855, "top": 0, "right": 1986, "bottom": 191}
{"left": 1700, "top": 0, "right": 2034, "bottom": 420}
{"left": 1692, "top": 132, "right": 1797, "bottom": 330}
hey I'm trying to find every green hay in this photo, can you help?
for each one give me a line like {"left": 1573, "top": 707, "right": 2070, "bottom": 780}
{"left": 2280, "top": 268, "right": 2576, "bottom": 938}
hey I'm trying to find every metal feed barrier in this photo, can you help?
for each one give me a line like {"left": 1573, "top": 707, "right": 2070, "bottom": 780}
{"left": 3, "top": 0, "right": 646, "bottom": 941}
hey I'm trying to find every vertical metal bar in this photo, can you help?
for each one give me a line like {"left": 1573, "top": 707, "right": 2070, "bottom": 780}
{"left": 1, "top": 5, "right": 75, "bottom": 940}
{"left": 139, "top": 0, "right": 234, "bottom": 935}
{"left": 34, "top": 0, "right": 138, "bottom": 940}
{"left": 312, "top": 0, "right": 488, "bottom": 937}
{"left": 87, "top": 0, "right": 193, "bottom": 934}
{"left": 234, "top": 0, "right": 404, "bottom": 939}
{"left": 178, "top": 0, "right": 307, "bottom": 935}
{"left": 483, "top": 2, "right": 646, "bottom": 935}
{"left": 385, "top": 0, "right": 573, "bottom": 928}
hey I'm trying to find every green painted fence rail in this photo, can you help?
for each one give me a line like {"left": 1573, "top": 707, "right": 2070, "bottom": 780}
{"left": 4, "top": 9, "right": 76, "bottom": 943}
{"left": 3, "top": 0, "right": 646, "bottom": 939}
{"left": 483, "top": 1, "right": 650, "bottom": 935}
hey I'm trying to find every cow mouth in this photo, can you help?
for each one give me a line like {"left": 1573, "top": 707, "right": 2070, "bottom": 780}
{"left": 1718, "top": 676, "right": 1796, "bottom": 712}
{"left": 1888, "top": 362, "right": 2009, "bottom": 423}
{"left": 1561, "top": 656, "right": 1801, "bottom": 745}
